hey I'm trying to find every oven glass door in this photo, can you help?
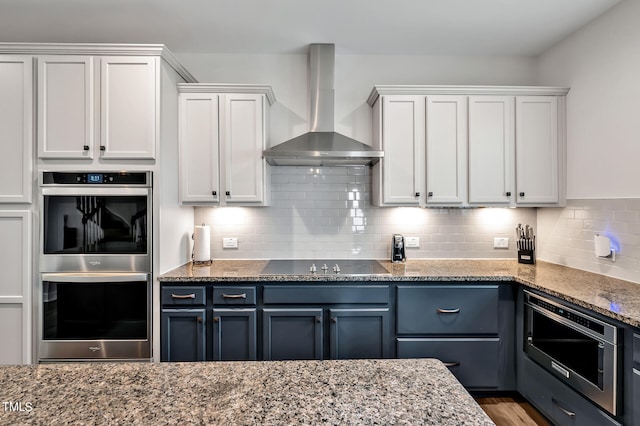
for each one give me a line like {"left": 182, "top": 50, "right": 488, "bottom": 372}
{"left": 42, "top": 276, "right": 149, "bottom": 341}
{"left": 529, "top": 309, "right": 603, "bottom": 389}
{"left": 43, "top": 194, "right": 149, "bottom": 255}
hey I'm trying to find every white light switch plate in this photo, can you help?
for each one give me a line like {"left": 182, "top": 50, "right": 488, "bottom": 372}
{"left": 493, "top": 237, "right": 509, "bottom": 249}
{"left": 405, "top": 237, "right": 420, "bottom": 248}
{"left": 223, "top": 237, "right": 238, "bottom": 249}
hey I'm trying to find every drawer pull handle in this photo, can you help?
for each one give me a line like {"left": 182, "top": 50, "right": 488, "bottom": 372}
{"left": 436, "top": 308, "right": 460, "bottom": 314}
{"left": 171, "top": 293, "right": 196, "bottom": 299}
{"left": 222, "top": 293, "right": 247, "bottom": 299}
{"left": 552, "top": 398, "right": 576, "bottom": 418}
{"left": 443, "top": 361, "right": 460, "bottom": 367}
{"left": 197, "top": 316, "right": 203, "bottom": 324}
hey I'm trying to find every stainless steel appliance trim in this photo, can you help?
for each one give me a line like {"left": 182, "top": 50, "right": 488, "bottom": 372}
{"left": 524, "top": 290, "right": 619, "bottom": 416}
{"left": 38, "top": 273, "right": 151, "bottom": 361}
{"left": 40, "top": 187, "right": 152, "bottom": 196}
{"left": 39, "top": 170, "right": 152, "bottom": 188}
{"left": 41, "top": 272, "right": 150, "bottom": 283}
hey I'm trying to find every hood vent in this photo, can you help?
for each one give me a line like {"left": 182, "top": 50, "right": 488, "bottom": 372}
{"left": 263, "top": 44, "right": 383, "bottom": 166}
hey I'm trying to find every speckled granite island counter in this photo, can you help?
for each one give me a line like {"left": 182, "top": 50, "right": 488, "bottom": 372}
{"left": 160, "top": 259, "right": 640, "bottom": 328}
{"left": 0, "top": 359, "right": 493, "bottom": 425}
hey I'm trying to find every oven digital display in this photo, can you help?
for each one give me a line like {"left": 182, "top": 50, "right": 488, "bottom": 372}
{"left": 87, "top": 173, "right": 103, "bottom": 184}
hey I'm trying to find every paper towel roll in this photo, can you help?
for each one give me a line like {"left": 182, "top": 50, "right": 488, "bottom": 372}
{"left": 193, "top": 225, "right": 211, "bottom": 262}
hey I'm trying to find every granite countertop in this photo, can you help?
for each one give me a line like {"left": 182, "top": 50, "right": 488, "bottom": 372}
{"left": 0, "top": 359, "right": 493, "bottom": 426}
{"left": 160, "top": 259, "right": 640, "bottom": 328}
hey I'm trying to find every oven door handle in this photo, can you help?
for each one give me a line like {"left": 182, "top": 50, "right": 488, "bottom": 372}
{"left": 42, "top": 273, "right": 150, "bottom": 283}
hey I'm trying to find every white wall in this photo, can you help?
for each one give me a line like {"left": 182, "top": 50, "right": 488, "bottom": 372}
{"left": 177, "top": 52, "right": 537, "bottom": 148}
{"left": 536, "top": 0, "right": 640, "bottom": 199}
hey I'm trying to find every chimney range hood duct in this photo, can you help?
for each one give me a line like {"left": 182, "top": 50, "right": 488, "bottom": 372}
{"left": 263, "top": 44, "right": 383, "bottom": 166}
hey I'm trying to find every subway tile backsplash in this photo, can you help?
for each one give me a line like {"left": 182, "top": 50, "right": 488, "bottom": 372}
{"left": 537, "top": 199, "right": 640, "bottom": 284}
{"left": 194, "top": 166, "right": 536, "bottom": 260}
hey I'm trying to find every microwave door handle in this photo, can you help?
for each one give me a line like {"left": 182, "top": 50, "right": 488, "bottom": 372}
{"left": 41, "top": 273, "right": 149, "bottom": 283}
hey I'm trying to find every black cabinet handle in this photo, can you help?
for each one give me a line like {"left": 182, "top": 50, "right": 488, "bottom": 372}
{"left": 83, "top": 145, "right": 90, "bottom": 151}
{"left": 99, "top": 145, "right": 106, "bottom": 151}
{"left": 520, "top": 192, "right": 525, "bottom": 197}
{"left": 443, "top": 361, "right": 460, "bottom": 367}
{"left": 436, "top": 308, "right": 460, "bottom": 314}
{"left": 414, "top": 192, "right": 420, "bottom": 197}
{"left": 212, "top": 191, "right": 217, "bottom": 196}
{"left": 428, "top": 192, "right": 433, "bottom": 197}
{"left": 225, "top": 191, "right": 231, "bottom": 196}
{"left": 506, "top": 191, "right": 511, "bottom": 197}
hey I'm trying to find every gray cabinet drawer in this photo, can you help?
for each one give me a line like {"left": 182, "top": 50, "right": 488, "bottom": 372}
{"left": 263, "top": 285, "right": 389, "bottom": 305}
{"left": 161, "top": 286, "right": 206, "bottom": 306}
{"left": 397, "top": 337, "right": 500, "bottom": 388}
{"left": 396, "top": 285, "right": 498, "bottom": 335}
{"left": 213, "top": 286, "right": 256, "bottom": 305}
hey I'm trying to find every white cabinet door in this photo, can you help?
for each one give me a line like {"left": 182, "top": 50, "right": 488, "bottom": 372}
{"left": 378, "top": 95, "right": 424, "bottom": 205}
{"left": 0, "top": 211, "right": 31, "bottom": 364}
{"left": 100, "top": 56, "right": 157, "bottom": 159}
{"left": 516, "top": 96, "right": 559, "bottom": 205}
{"left": 0, "top": 56, "right": 32, "bottom": 203}
{"left": 179, "top": 93, "right": 220, "bottom": 203}
{"left": 221, "top": 93, "right": 266, "bottom": 204}
{"left": 425, "top": 96, "right": 467, "bottom": 206}
{"left": 468, "top": 96, "right": 515, "bottom": 205}
{"left": 37, "top": 56, "right": 94, "bottom": 159}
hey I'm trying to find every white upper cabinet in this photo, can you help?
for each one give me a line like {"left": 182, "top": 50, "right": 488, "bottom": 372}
{"left": 178, "top": 85, "right": 275, "bottom": 206}
{"left": 425, "top": 96, "right": 467, "bottom": 206}
{"left": 0, "top": 56, "right": 32, "bottom": 203}
{"left": 372, "top": 95, "right": 424, "bottom": 206}
{"left": 37, "top": 56, "right": 94, "bottom": 159}
{"left": 100, "top": 56, "right": 157, "bottom": 159}
{"left": 38, "top": 55, "right": 157, "bottom": 160}
{"left": 515, "top": 96, "right": 559, "bottom": 205}
{"left": 179, "top": 93, "right": 220, "bottom": 203}
{"left": 468, "top": 96, "right": 515, "bottom": 206}
{"left": 221, "top": 93, "right": 266, "bottom": 204}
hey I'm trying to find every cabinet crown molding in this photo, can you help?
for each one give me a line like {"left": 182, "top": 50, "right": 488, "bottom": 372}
{"left": 367, "top": 85, "right": 570, "bottom": 106}
{"left": 177, "top": 83, "right": 276, "bottom": 105}
{"left": 0, "top": 42, "right": 197, "bottom": 83}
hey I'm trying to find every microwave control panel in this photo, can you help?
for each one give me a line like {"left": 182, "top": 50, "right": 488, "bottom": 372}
{"left": 41, "top": 172, "right": 151, "bottom": 186}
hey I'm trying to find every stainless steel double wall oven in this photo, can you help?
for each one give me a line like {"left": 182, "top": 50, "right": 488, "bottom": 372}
{"left": 38, "top": 171, "right": 152, "bottom": 361}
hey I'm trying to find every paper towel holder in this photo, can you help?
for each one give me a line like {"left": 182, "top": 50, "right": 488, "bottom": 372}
{"left": 594, "top": 233, "right": 615, "bottom": 261}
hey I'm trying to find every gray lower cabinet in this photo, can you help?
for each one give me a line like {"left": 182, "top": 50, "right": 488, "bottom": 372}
{"left": 633, "top": 333, "right": 640, "bottom": 426}
{"left": 212, "top": 308, "right": 257, "bottom": 361}
{"left": 397, "top": 337, "right": 500, "bottom": 388}
{"left": 263, "top": 308, "right": 323, "bottom": 360}
{"left": 262, "top": 285, "right": 391, "bottom": 361}
{"left": 395, "top": 284, "right": 511, "bottom": 390}
{"left": 161, "top": 285, "right": 207, "bottom": 362}
{"left": 329, "top": 308, "right": 390, "bottom": 360}
{"left": 161, "top": 309, "right": 206, "bottom": 362}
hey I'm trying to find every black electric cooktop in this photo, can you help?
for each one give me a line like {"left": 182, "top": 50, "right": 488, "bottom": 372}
{"left": 260, "top": 259, "right": 391, "bottom": 276}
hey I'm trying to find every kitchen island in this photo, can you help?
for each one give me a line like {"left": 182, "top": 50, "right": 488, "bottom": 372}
{"left": 0, "top": 358, "right": 493, "bottom": 425}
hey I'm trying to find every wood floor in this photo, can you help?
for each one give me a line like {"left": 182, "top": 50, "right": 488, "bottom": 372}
{"left": 475, "top": 395, "right": 550, "bottom": 426}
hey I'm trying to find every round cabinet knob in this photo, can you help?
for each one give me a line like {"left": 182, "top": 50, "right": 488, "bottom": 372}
{"left": 225, "top": 191, "right": 231, "bottom": 196}
{"left": 212, "top": 191, "right": 217, "bottom": 196}
{"left": 520, "top": 192, "right": 525, "bottom": 197}
{"left": 83, "top": 145, "right": 90, "bottom": 151}
{"left": 506, "top": 192, "right": 511, "bottom": 197}
{"left": 415, "top": 192, "right": 421, "bottom": 197}
{"left": 99, "top": 145, "right": 106, "bottom": 151}
{"left": 428, "top": 192, "right": 433, "bottom": 197}
{"left": 331, "top": 317, "right": 337, "bottom": 324}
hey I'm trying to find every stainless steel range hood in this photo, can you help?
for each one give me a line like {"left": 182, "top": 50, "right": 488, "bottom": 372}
{"left": 263, "top": 44, "right": 383, "bottom": 167}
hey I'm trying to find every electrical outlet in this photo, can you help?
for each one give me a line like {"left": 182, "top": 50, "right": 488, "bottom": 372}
{"left": 493, "top": 237, "right": 509, "bottom": 249}
{"left": 405, "top": 237, "right": 420, "bottom": 248}
{"left": 223, "top": 237, "right": 238, "bottom": 249}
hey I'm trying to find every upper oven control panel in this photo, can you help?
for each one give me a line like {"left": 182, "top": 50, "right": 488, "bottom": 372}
{"left": 41, "top": 171, "right": 151, "bottom": 186}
